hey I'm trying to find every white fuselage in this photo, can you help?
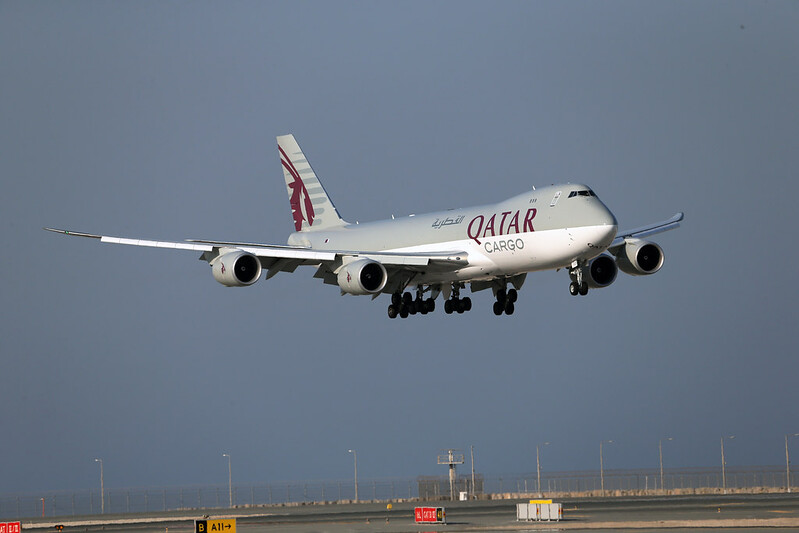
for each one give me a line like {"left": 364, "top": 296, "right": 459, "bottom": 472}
{"left": 288, "top": 184, "right": 618, "bottom": 285}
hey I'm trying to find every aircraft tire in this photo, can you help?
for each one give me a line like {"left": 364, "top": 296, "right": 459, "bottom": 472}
{"left": 444, "top": 300, "right": 453, "bottom": 314}
{"left": 569, "top": 282, "right": 579, "bottom": 296}
{"left": 463, "top": 297, "right": 472, "bottom": 311}
{"left": 505, "top": 301, "right": 515, "bottom": 315}
{"left": 508, "top": 289, "right": 518, "bottom": 303}
{"left": 579, "top": 282, "right": 589, "bottom": 296}
{"left": 402, "top": 292, "right": 413, "bottom": 305}
{"left": 409, "top": 302, "right": 418, "bottom": 315}
{"left": 399, "top": 306, "right": 409, "bottom": 318}
{"left": 493, "top": 301, "right": 504, "bottom": 316}
{"left": 391, "top": 293, "right": 402, "bottom": 306}
{"left": 387, "top": 305, "right": 398, "bottom": 319}
{"left": 426, "top": 299, "right": 435, "bottom": 313}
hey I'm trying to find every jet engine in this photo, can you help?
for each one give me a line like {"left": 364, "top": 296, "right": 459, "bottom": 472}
{"left": 211, "top": 251, "right": 262, "bottom": 287}
{"left": 582, "top": 254, "right": 618, "bottom": 288}
{"left": 337, "top": 259, "right": 388, "bottom": 295}
{"left": 615, "top": 239, "right": 664, "bottom": 275}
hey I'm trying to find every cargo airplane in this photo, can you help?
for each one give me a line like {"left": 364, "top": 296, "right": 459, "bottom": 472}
{"left": 46, "top": 134, "right": 683, "bottom": 318}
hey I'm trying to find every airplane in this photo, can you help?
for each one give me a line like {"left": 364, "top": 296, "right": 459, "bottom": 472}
{"left": 46, "top": 134, "right": 683, "bottom": 318}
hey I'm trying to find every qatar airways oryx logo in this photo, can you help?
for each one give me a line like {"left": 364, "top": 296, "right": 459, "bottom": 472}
{"left": 467, "top": 208, "right": 537, "bottom": 245}
{"left": 279, "top": 146, "right": 315, "bottom": 232}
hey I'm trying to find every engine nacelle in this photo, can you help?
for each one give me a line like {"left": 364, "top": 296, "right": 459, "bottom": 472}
{"left": 337, "top": 259, "right": 388, "bottom": 295}
{"left": 615, "top": 239, "right": 665, "bottom": 276}
{"left": 211, "top": 251, "right": 262, "bottom": 287}
{"left": 580, "top": 254, "right": 618, "bottom": 288}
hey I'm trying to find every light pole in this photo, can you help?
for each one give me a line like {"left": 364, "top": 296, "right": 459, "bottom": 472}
{"left": 659, "top": 437, "right": 673, "bottom": 491}
{"left": 536, "top": 442, "right": 549, "bottom": 495}
{"left": 720, "top": 436, "right": 735, "bottom": 494}
{"left": 470, "top": 445, "right": 476, "bottom": 499}
{"left": 348, "top": 449, "right": 358, "bottom": 503}
{"left": 600, "top": 440, "right": 613, "bottom": 493}
{"left": 222, "top": 453, "right": 232, "bottom": 507}
{"left": 94, "top": 458, "right": 104, "bottom": 514}
{"left": 786, "top": 434, "right": 799, "bottom": 493}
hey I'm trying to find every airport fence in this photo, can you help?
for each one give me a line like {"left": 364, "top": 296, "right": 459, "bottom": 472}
{"left": 1, "top": 465, "right": 795, "bottom": 520}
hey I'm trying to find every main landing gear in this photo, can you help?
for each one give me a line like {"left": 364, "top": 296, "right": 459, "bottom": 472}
{"left": 444, "top": 284, "right": 472, "bottom": 315}
{"left": 387, "top": 288, "right": 435, "bottom": 319}
{"left": 492, "top": 287, "right": 518, "bottom": 315}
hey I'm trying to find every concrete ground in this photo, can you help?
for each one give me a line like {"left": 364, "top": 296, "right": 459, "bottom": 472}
{"left": 18, "top": 492, "right": 799, "bottom": 532}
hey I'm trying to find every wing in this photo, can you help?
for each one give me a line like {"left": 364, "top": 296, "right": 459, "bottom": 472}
{"left": 608, "top": 212, "right": 684, "bottom": 250}
{"left": 44, "top": 228, "right": 468, "bottom": 281}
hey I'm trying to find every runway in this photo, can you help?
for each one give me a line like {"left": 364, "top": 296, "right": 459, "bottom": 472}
{"left": 20, "top": 492, "right": 799, "bottom": 532}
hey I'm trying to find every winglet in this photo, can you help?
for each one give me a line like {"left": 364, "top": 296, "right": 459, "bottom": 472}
{"left": 610, "top": 212, "right": 684, "bottom": 248}
{"left": 44, "top": 227, "right": 102, "bottom": 239}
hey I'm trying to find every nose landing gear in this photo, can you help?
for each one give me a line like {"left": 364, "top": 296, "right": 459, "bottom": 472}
{"left": 569, "top": 261, "right": 589, "bottom": 296}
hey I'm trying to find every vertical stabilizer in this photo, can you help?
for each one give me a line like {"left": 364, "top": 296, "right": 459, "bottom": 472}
{"left": 277, "top": 134, "right": 347, "bottom": 232}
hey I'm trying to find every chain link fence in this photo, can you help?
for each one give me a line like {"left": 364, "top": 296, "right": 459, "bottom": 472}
{"left": 1, "top": 466, "right": 794, "bottom": 520}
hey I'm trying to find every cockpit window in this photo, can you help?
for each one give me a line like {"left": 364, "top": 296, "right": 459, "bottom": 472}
{"left": 568, "top": 190, "right": 596, "bottom": 198}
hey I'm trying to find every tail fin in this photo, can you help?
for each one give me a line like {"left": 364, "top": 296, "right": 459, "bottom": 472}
{"left": 277, "top": 134, "right": 347, "bottom": 232}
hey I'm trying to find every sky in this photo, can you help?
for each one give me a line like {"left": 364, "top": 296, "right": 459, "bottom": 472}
{"left": 2, "top": 1, "right": 798, "bottom": 494}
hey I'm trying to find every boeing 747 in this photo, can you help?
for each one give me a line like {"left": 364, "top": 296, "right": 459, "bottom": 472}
{"left": 46, "top": 134, "right": 683, "bottom": 318}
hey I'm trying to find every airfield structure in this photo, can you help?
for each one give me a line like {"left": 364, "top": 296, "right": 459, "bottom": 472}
{"left": 438, "top": 449, "right": 465, "bottom": 501}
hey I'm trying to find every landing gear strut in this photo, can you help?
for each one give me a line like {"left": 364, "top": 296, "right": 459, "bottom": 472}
{"left": 444, "top": 284, "right": 472, "bottom": 315}
{"left": 569, "top": 262, "right": 589, "bottom": 296}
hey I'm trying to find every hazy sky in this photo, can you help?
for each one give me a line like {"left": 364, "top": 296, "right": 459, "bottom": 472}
{"left": 2, "top": 1, "right": 798, "bottom": 494}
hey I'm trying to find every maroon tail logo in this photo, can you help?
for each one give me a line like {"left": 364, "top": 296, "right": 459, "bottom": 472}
{"left": 279, "top": 146, "right": 315, "bottom": 231}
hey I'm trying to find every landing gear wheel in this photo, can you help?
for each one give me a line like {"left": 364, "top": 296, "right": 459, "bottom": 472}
{"left": 387, "top": 305, "right": 398, "bottom": 319}
{"left": 402, "top": 292, "right": 412, "bottom": 305}
{"left": 426, "top": 298, "right": 436, "bottom": 313}
{"left": 444, "top": 300, "right": 453, "bottom": 314}
{"left": 409, "top": 301, "right": 417, "bottom": 315}
{"left": 399, "top": 305, "right": 409, "bottom": 318}
{"left": 463, "top": 297, "right": 472, "bottom": 312}
{"left": 569, "top": 282, "right": 579, "bottom": 296}
{"left": 579, "top": 282, "right": 589, "bottom": 296}
{"left": 507, "top": 288, "right": 518, "bottom": 303}
{"left": 391, "top": 293, "right": 401, "bottom": 306}
{"left": 504, "top": 301, "right": 515, "bottom": 315}
{"left": 493, "top": 301, "right": 504, "bottom": 316}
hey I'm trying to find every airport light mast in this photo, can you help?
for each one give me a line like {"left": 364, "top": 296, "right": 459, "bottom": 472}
{"left": 94, "top": 458, "right": 104, "bottom": 514}
{"left": 720, "top": 436, "right": 735, "bottom": 494}
{"left": 659, "top": 437, "right": 673, "bottom": 491}
{"left": 786, "top": 434, "right": 799, "bottom": 493}
{"left": 222, "top": 453, "right": 232, "bottom": 507}
{"left": 470, "top": 445, "right": 476, "bottom": 499}
{"left": 438, "top": 449, "right": 465, "bottom": 501}
{"left": 536, "top": 442, "right": 549, "bottom": 495}
{"left": 348, "top": 449, "right": 358, "bottom": 503}
{"left": 600, "top": 440, "right": 613, "bottom": 493}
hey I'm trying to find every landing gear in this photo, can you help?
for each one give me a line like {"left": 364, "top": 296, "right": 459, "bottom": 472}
{"left": 388, "top": 288, "right": 436, "bottom": 318}
{"left": 493, "top": 285, "right": 518, "bottom": 316}
{"left": 444, "top": 284, "right": 472, "bottom": 315}
{"left": 569, "top": 262, "right": 590, "bottom": 296}
{"left": 569, "top": 281, "right": 588, "bottom": 296}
